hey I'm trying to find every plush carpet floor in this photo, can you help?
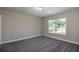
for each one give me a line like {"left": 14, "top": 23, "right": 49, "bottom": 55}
{"left": 0, "top": 36, "right": 79, "bottom": 52}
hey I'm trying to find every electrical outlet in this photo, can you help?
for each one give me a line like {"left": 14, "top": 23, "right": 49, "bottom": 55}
{"left": 72, "top": 37, "right": 75, "bottom": 40}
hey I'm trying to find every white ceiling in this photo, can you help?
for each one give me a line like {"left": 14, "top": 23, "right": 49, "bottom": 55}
{"left": 2, "top": 7, "right": 76, "bottom": 18}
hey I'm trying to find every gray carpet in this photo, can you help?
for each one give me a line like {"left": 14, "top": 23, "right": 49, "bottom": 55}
{"left": 0, "top": 36, "right": 79, "bottom": 52}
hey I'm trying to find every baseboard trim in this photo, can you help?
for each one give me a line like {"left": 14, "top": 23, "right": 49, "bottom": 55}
{"left": 45, "top": 35, "right": 79, "bottom": 45}
{"left": 1, "top": 34, "right": 42, "bottom": 45}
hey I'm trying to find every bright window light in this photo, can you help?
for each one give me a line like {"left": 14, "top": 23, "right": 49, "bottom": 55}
{"left": 48, "top": 18, "right": 66, "bottom": 35}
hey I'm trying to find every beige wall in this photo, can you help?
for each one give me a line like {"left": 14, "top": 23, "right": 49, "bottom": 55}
{"left": 43, "top": 8, "right": 79, "bottom": 43}
{"left": 1, "top": 10, "right": 42, "bottom": 42}
{"left": 0, "top": 9, "right": 2, "bottom": 43}
{"left": 0, "top": 16, "right": 1, "bottom": 43}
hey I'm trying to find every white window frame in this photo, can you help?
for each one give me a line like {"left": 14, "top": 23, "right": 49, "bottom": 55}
{"left": 48, "top": 18, "right": 66, "bottom": 35}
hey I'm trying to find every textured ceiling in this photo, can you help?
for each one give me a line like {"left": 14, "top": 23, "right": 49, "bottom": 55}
{"left": 2, "top": 7, "right": 76, "bottom": 18}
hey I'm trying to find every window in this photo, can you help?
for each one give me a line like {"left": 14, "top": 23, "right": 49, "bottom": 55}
{"left": 48, "top": 18, "right": 66, "bottom": 35}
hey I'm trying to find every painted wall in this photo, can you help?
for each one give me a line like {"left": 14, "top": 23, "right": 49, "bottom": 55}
{"left": 1, "top": 10, "right": 42, "bottom": 43}
{"left": 43, "top": 8, "right": 79, "bottom": 43}
{"left": 0, "top": 16, "right": 1, "bottom": 43}
{"left": 0, "top": 8, "right": 2, "bottom": 43}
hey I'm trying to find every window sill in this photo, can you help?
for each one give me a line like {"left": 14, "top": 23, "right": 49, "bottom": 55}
{"left": 48, "top": 32, "right": 66, "bottom": 36}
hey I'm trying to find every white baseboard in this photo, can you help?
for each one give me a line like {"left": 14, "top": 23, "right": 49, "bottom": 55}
{"left": 1, "top": 34, "right": 79, "bottom": 45}
{"left": 45, "top": 35, "right": 79, "bottom": 45}
{"left": 1, "top": 34, "right": 42, "bottom": 44}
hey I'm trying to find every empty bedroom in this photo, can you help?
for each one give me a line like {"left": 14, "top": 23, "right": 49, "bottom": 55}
{"left": 0, "top": 7, "right": 79, "bottom": 52}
